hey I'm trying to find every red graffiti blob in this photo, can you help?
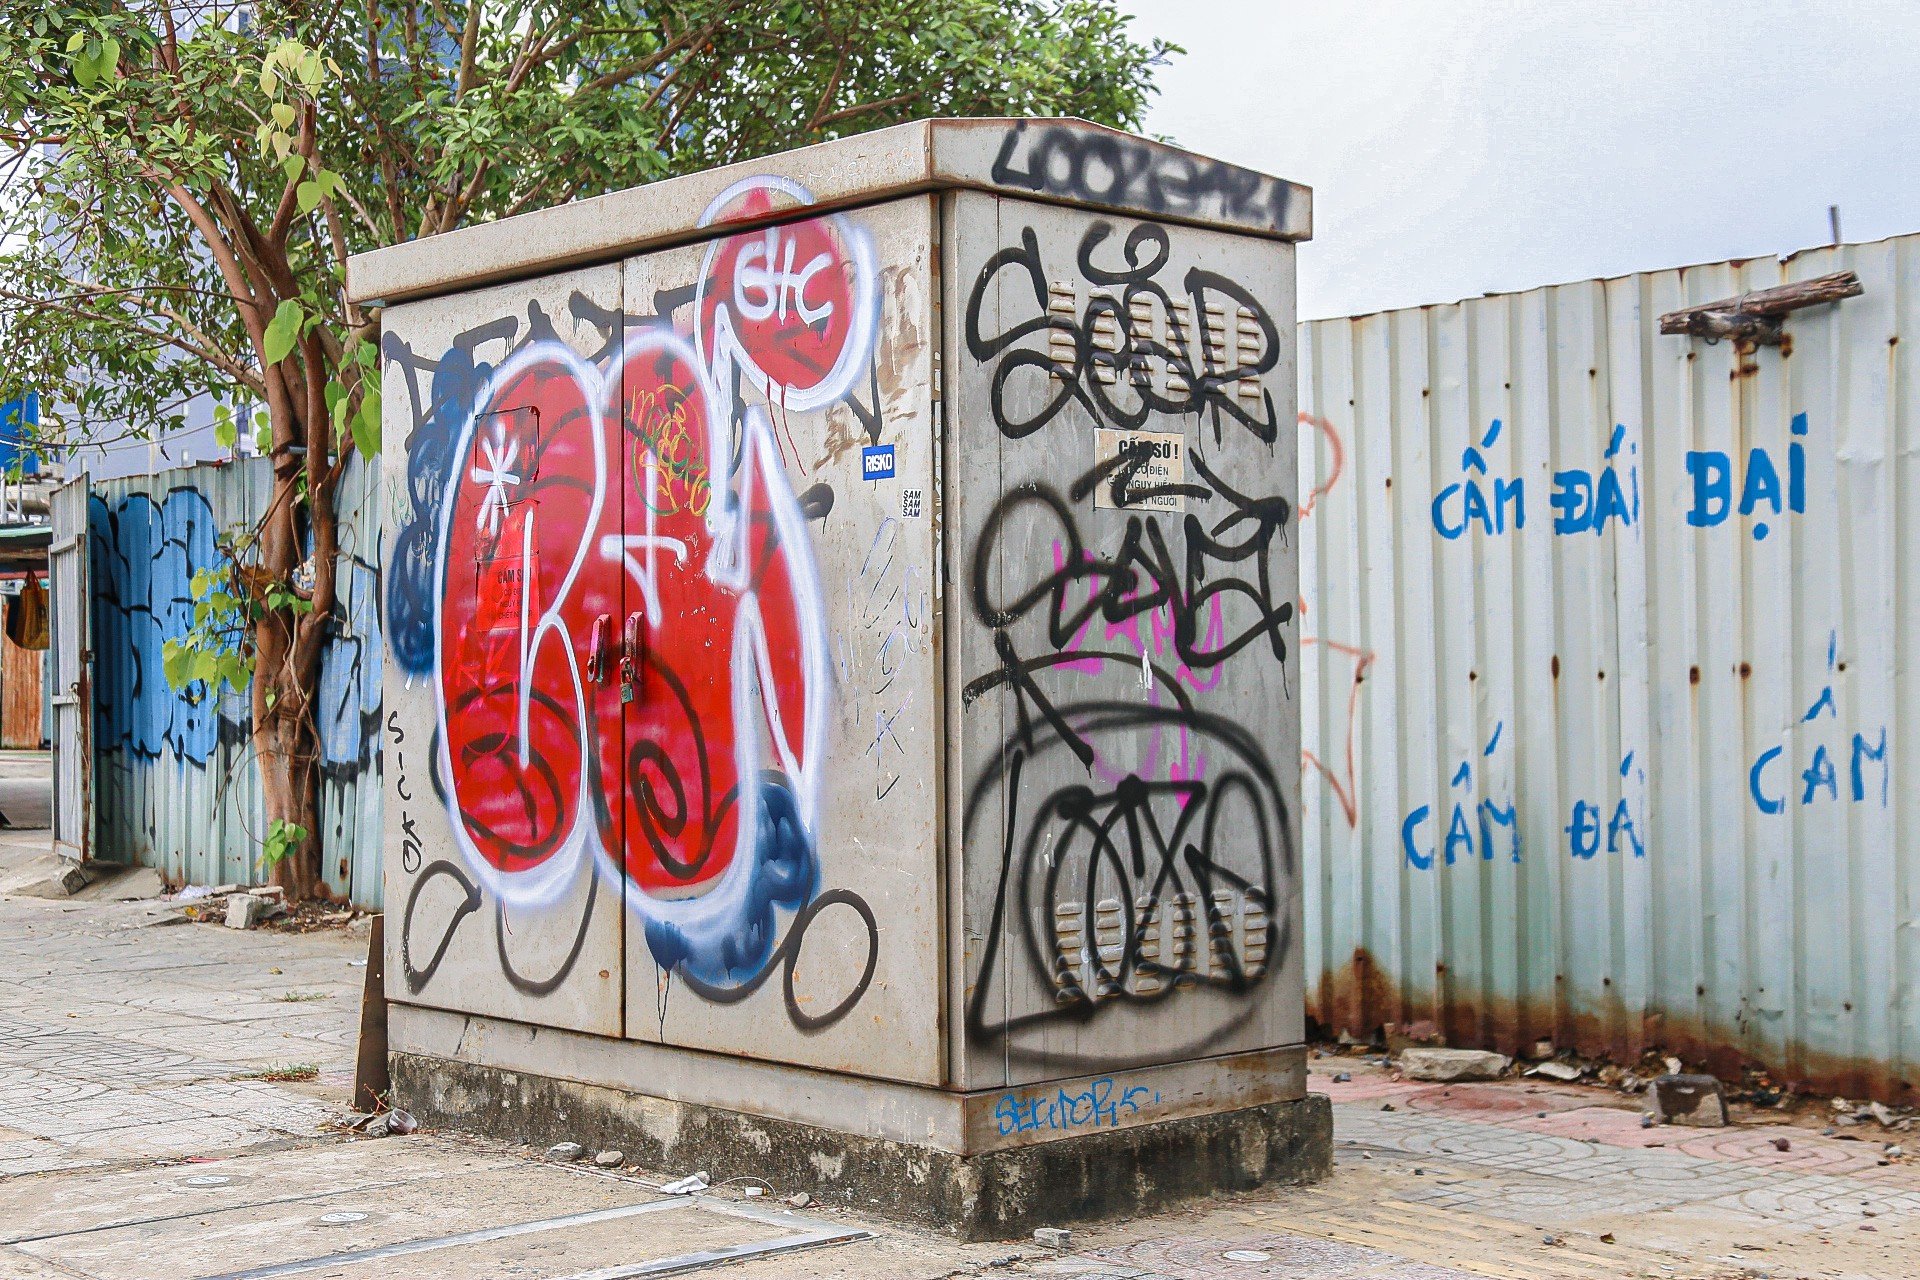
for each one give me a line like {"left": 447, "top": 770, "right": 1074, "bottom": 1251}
{"left": 437, "top": 337, "right": 816, "bottom": 899}
{"left": 699, "top": 188, "right": 867, "bottom": 406}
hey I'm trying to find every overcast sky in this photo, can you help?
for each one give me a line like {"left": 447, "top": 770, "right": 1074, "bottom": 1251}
{"left": 1120, "top": 1, "right": 1920, "bottom": 320}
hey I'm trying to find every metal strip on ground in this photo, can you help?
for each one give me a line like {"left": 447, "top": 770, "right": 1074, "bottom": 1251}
{"left": 202, "top": 1198, "right": 691, "bottom": 1280}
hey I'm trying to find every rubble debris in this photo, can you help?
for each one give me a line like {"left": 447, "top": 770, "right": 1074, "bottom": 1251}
{"left": 1384, "top": 1020, "right": 1444, "bottom": 1054}
{"left": 594, "top": 1149, "right": 624, "bottom": 1168}
{"left": 223, "top": 892, "right": 287, "bottom": 930}
{"left": 1527, "top": 1061, "right": 1583, "bottom": 1082}
{"left": 1772, "top": 1137, "right": 1791, "bottom": 1152}
{"left": 1332, "top": 1072, "right": 1352, "bottom": 1083}
{"left": 1032, "top": 1228, "right": 1073, "bottom": 1250}
{"left": 659, "top": 1171, "right": 710, "bottom": 1195}
{"left": 546, "top": 1142, "right": 586, "bottom": 1161}
{"left": 1651, "top": 1073, "right": 1729, "bottom": 1127}
{"left": 1398, "top": 1047, "right": 1509, "bottom": 1082}
{"left": 1528, "top": 1039, "right": 1555, "bottom": 1061}
{"left": 786, "top": 1192, "right": 813, "bottom": 1208}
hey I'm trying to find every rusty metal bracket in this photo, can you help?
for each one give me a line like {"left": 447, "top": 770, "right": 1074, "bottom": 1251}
{"left": 1658, "top": 270, "right": 1863, "bottom": 347}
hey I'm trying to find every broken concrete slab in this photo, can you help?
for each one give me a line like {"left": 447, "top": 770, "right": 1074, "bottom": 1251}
{"left": 1397, "top": 1048, "right": 1509, "bottom": 1082}
{"left": 1650, "top": 1073, "right": 1728, "bottom": 1127}
{"left": 224, "top": 893, "right": 285, "bottom": 930}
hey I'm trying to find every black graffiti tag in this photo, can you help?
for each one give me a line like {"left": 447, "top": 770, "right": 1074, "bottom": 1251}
{"left": 989, "top": 123, "right": 1296, "bottom": 230}
{"left": 964, "top": 220, "right": 1281, "bottom": 444}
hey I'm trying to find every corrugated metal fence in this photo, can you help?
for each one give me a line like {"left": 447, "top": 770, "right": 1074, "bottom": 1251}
{"left": 1297, "top": 233, "right": 1916, "bottom": 1101}
{"left": 85, "top": 454, "right": 383, "bottom": 906}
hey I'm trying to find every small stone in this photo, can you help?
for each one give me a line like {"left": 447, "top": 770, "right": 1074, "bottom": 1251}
{"left": 1529, "top": 1038, "right": 1555, "bottom": 1060}
{"left": 1641, "top": 1114, "right": 1655, "bottom": 1128}
{"left": 593, "top": 1149, "right": 624, "bottom": 1168}
{"left": 546, "top": 1142, "right": 586, "bottom": 1161}
{"left": 1650, "top": 1074, "right": 1728, "bottom": 1127}
{"left": 1887, "top": 1145, "right": 1904, "bottom": 1158}
{"left": 362, "top": 1114, "right": 391, "bottom": 1139}
{"left": 1599, "top": 1233, "right": 1615, "bottom": 1244}
{"left": 1332, "top": 1072, "right": 1352, "bottom": 1083}
{"left": 1381, "top": 1103, "right": 1396, "bottom": 1112}
{"left": 1771, "top": 1137, "right": 1791, "bottom": 1152}
{"left": 1868, "top": 1101, "right": 1898, "bottom": 1127}
{"left": 1032, "top": 1227, "right": 1073, "bottom": 1250}
{"left": 786, "top": 1192, "right": 812, "bottom": 1208}
{"left": 1832, "top": 1096, "right": 1852, "bottom": 1111}
{"left": 1542, "top": 1234, "right": 1562, "bottom": 1246}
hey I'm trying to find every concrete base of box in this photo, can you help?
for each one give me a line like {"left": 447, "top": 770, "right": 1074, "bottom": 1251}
{"left": 392, "top": 1050, "right": 1329, "bottom": 1238}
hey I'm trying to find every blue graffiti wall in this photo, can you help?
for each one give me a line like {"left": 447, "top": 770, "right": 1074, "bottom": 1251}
{"left": 81, "top": 458, "right": 385, "bottom": 906}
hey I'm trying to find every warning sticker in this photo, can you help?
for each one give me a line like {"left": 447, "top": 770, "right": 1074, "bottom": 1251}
{"left": 1093, "top": 429, "right": 1187, "bottom": 513}
{"left": 477, "top": 551, "right": 538, "bottom": 636}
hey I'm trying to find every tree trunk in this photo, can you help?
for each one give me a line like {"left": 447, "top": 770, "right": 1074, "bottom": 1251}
{"left": 247, "top": 390, "right": 334, "bottom": 902}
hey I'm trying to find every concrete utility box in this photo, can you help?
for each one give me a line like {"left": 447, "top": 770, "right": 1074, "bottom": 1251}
{"left": 351, "top": 117, "right": 1324, "bottom": 1237}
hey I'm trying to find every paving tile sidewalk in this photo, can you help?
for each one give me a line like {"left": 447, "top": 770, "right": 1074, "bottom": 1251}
{"left": 0, "top": 839, "right": 365, "bottom": 1180}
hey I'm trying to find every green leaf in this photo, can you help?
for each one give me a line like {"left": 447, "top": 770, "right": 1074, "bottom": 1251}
{"left": 296, "top": 180, "right": 324, "bottom": 214}
{"left": 263, "top": 299, "right": 303, "bottom": 365}
{"left": 262, "top": 818, "right": 308, "bottom": 867}
{"left": 351, "top": 389, "right": 381, "bottom": 458}
{"left": 213, "top": 404, "right": 236, "bottom": 449}
{"left": 270, "top": 102, "right": 296, "bottom": 129}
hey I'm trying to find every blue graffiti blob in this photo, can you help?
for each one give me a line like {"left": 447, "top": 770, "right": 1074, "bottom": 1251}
{"left": 640, "top": 775, "right": 819, "bottom": 985}
{"left": 387, "top": 341, "right": 492, "bottom": 675}
{"left": 318, "top": 547, "right": 384, "bottom": 768}
{"left": 89, "top": 488, "right": 223, "bottom": 764}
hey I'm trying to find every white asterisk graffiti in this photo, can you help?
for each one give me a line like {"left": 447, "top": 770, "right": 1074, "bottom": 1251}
{"left": 470, "top": 429, "right": 522, "bottom": 536}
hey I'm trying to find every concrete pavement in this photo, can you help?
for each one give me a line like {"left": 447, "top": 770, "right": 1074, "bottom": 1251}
{"left": 0, "top": 805, "right": 1913, "bottom": 1275}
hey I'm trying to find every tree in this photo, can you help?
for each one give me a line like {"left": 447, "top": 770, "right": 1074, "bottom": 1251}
{"left": 0, "top": 1, "right": 1173, "bottom": 898}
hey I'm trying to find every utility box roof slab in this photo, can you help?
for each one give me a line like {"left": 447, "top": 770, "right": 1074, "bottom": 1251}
{"left": 346, "top": 117, "right": 1311, "bottom": 305}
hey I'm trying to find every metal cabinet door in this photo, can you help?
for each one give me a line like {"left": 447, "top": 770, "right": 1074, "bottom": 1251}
{"left": 945, "top": 191, "right": 1304, "bottom": 1089}
{"left": 615, "top": 189, "right": 944, "bottom": 1085}
{"left": 49, "top": 477, "right": 91, "bottom": 864}
{"left": 382, "top": 265, "right": 628, "bottom": 1037}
